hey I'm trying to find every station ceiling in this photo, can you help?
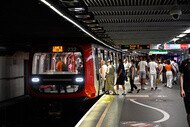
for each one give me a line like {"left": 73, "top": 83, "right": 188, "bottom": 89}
{"left": 0, "top": 0, "right": 190, "bottom": 52}
{"left": 85, "top": 0, "right": 190, "bottom": 45}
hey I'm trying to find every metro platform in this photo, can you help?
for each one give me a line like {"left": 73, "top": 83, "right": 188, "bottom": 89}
{"left": 75, "top": 80, "right": 188, "bottom": 127}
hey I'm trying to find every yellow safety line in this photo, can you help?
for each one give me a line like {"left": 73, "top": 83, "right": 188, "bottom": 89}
{"left": 96, "top": 95, "right": 115, "bottom": 127}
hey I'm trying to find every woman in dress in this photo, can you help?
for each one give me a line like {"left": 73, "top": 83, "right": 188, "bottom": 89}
{"left": 105, "top": 60, "right": 117, "bottom": 95}
{"left": 116, "top": 59, "right": 126, "bottom": 95}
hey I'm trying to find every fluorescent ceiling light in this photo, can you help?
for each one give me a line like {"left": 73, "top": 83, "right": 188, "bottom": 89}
{"left": 68, "top": 7, "right": 85, "bottom": 12}
{"left": 75, "top": 15, "right": 90, "bottom": 18}
{"left": 177, "top": 34, "right": 187, "bottom": 38}
{"left": 172, "top": 38, "right": 179, "bottom": 42}
{"left": 183, "top": 28, "right": 190, "bottom": 33}
{"left": 40, "top": 0, "right": 119, "bottom": 51}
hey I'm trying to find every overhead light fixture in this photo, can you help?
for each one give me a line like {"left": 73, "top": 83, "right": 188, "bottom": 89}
{"left": 75, "top": 14, "right": 90, "bottom": 19}
{"left": 82, "top": 20, "right": 96, "bottom": 23}
{"left": 68, "top": 7, "right": 85, "bottom": 12}
{"left": 183, "top": 28, "right": 190, "bottom": 33}
{"left": 40, "top": 0, "right": 120, "bottom": 51}
{"left": 172, "top": 38, "right": 179, "bottom": 42}
{"left": 177, "top": 34, "right": 187, "bottom": 38}
{"left": 91, "top": 27, "right": 103, "bottom": 31}
{"left": 87, "top": 24, "right": 99, "bottom": 27}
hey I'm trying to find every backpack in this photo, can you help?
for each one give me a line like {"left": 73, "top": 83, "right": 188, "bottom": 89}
{"left": 130, "top": 65, "right": 137, "bottom": 77}
{"left": 134, "top": 67, "right": 137, "bottom": 77}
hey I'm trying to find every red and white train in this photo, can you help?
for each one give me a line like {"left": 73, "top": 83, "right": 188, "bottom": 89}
{"left": 29, "top": 42, "right": 121, "bottom": 100}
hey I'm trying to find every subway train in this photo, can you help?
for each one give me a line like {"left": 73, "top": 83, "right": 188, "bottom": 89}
{"left": 29, "top": 43, "right": 121, "bottom": 100}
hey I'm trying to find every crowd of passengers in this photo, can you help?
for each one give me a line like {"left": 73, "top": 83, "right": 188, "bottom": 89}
{"left": 100, "top": 56, "right": 180, "bottom": 95}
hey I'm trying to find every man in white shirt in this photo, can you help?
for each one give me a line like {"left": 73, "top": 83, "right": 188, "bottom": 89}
{"left": 148, "top": 58, "right": 158, "bottom": 90}
{"left": 171, "top": 60, "right": 179, "bottom": 85}
{"left": 138, "top": 57, "right": 148, "bottom": 90}
{"left": 100, "top": 60, "right": 107, "bottom": 91}
{"left": 124, "top": 60, "right": 130, "bottom": 81}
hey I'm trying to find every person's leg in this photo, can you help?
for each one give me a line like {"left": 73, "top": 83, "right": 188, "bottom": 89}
{"left": 168, "top": 73, "right": 172, "bottom": 88}
{"left": 129, "top": 77, "right": 134, "bottom": 92}
{"left": 116, "top": 84, "right": 119, "bottom": 94}
{"left": 166, "top": 72, "right": 169, "bottom": 87}
{"left": 169, "top": 72, "right": 173, "bottom": 88}
{"left": 122, "top": 85, "right": 126, "bottom": 93}
{"left": 105, "top": 79, "right": 108, "bottom": 93}
{"left": 154, "top": 74, "right": 158, "bottom": 89}
{"left": 187, "top": 114, "right": 190, "bottom": 127}
{"left": 132, "top": 79, "right": 137, "bottom": 90}
{"left": 143, "top": 78, "right": 146, "bottom": 88}
{"left": 150, "top": 74, "right": 153, "bottom": 89}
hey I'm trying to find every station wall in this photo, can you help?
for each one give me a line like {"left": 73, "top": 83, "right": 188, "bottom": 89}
{"left": 0, "top": 52, "right": 29, "bottom": 102}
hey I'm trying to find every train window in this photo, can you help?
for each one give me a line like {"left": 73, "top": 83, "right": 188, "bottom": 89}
{"left": 32, "top": 52, "right": 83, "bottom": 74}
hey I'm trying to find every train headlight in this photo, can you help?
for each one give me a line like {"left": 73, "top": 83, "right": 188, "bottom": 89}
{"left": 75, "top": 77, "right": 84, "bottom": 83}
{"left": 31, "top": 77, "right": 40, "bottom": 83}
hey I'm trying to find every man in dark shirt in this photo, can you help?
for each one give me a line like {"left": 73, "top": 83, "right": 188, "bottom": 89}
{"left": 180, "top": 57, "right": 190, "bottom": 126}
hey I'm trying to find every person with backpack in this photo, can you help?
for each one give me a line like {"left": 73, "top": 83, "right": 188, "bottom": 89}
{"left": 128, "top": 60, "right": 140, "bottom": 93}
{"left": 171, "top": 59, "right": 179, "bottom": 85}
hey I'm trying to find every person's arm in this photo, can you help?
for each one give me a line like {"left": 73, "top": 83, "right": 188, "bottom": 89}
{"left": 180, "top": 73, "right": 186, "bottom": 98}
{"left": 159, "top": 65, "right": 163, "bottom": 74}
{"left": 117, "top": 69, "right": 122, "bottom": 78}
{"left": 132, "top": 67, "right": 134, "bottom": 80}
{"left": 137, "top": 63, "right": 139, "bottom": 71}
{"left": 56, "top": 63, "right": 59, "bottom": 71}
{"left": 145, "top": 62, "right": 148, "bottom": 74}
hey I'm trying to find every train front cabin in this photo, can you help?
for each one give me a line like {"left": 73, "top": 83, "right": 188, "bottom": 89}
{"left": 29, "top": 42, "right": 121, "bottom": 100}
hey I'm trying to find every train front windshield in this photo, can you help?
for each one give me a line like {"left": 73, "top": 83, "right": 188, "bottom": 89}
{"left": 32, "top": 52, "right": 83, "bottom": 74}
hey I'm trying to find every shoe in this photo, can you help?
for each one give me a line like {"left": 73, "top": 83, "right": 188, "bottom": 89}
{"left": 122, "top": 93, "right": 126, "bottom": 95}
{"left": 151, "top": 88, "right": 153, "bottom": 91}
{"left": 141, "top": 88, "right": 145, "bottom": 90}
{"left": 155, "top": 87, "right": 158, "bottom": 90}
{"left": 112, "top": 93, "right": 118, "bottom": 95}
{"left": 128, "top": 91, "right": 133, "bottom": 93}
{"left": 137, "top": 89, "right": 140, "bottom": 93}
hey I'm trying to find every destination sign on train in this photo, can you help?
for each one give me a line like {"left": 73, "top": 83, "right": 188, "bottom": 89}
{"left": 121, "top": 45, "right": 150, "bottom": 49}
{"left": 52, "top": 46, "right": 63, "bottom": 52}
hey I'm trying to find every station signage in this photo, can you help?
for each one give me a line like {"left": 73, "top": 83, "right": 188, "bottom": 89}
{"left": 151, "top": 44, "right": 190, "bottom": 50}
{"left": 180, "top": 44, "right": 188, "bottom": 49}
{"left": 121, "top": 45, "right": 150, "bottom": 50}
{"left": 52, "top": 46, "right": 63, "bottom": 52}
{"left": 149, "top": 50, "right": 168, "bottom": 54}
{"left": 150, "top": 44, "right": 162, "bottom": 49}
{"left": 164, "top": 44, "right": 181, "bottom": 50}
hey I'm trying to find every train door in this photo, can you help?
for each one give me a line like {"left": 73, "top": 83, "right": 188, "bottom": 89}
{"left": 101, "top": 50, "right": 104, "bottom": 61}
{"left": 94, "top": 48, "right": 102, "bottom": 96}
{"left": 104, "top": 50, "right": 108, "bottom": 63}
